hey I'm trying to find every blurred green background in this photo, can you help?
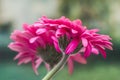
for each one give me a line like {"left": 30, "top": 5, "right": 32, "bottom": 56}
{"left": 0, "top": 0, "right": 120, "bottom": 80}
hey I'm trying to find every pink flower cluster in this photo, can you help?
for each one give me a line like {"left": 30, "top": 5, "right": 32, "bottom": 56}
{"left": 8, "top": 16, "right": 112, "bottom": 75}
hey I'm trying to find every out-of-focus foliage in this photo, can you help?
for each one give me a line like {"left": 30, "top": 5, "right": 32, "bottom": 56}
{"left": 60, "top": 0, "right": 109, "bottom": 20}
{"left": 0, "top": 22, "right": 12, "bottom": 33}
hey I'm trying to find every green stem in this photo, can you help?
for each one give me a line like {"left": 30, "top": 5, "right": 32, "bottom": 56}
{"left": 42, "top": 52, "right": 69, "bottom": 80}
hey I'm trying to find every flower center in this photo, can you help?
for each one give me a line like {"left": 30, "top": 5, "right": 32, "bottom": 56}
{"left": 37, "top": 46, "right": 62, "bottom": 68}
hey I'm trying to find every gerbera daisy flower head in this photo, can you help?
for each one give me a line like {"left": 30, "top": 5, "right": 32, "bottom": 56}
{"left": 8, "top": 16, "right": 112, "bottom": 75}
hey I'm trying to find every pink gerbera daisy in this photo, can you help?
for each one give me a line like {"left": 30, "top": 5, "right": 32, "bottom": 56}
{"left": 8, "top": 16, "right": 112, "bottom": 77}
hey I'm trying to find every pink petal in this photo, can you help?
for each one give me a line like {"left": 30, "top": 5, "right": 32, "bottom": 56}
{"left": 95, "top": 45, "right": 107, "bottom": 59}
{"left": 29, "top": 37, "right": 39, "bottom": 43}
{"left": 56, "top": 29, "right": 65, "bottom": 37}
{"left": 65, "top": 39, "right": 79, "bottom": 54}
{"left": 79, "top": 47, "right": 85, "bottom": 52}
{"left": 10, "top": 30, "right": 21, "bottom": 40}
{"left": 18, "top": 58, "right": 28, "bottom": 65}
{"left": 23, "top": 58, "right": 32, "bottom": 64}
{"left": 71, "top": 29, "right": 78, "bottom": 34}
{"left": 51, "top": 36, "right": 61, "bottom": 52}
{"left": 58, "top": 25, "right": 69, "bottom": 29}
{"left": 72, "top": 54, "right": 87, "bottom": 64}
{"left": 45, "top": 63, "right": 50, "bottom": 71}
{"left": 36, "top": 37, "right": 46, "bottom": 48}
{"left": 67, "top": 58, "right": 74, "bottom": 74}
{"left": 104, "top": 44, "right": 113, "bottom": 50}
{"left": 92, "top": 48, "right": 99, "bottom": 55}
{"left": 84, "top": 42, "right": 92, "bottom": 58}
{"left": 35, "top": 58, "right": 43, "bottom": 69}
{"left": 14, "top": 52, "right": 24, "bottom": 60}
{"left": 22, "top": 31, "right": 34, "bottom": 39}
{"left": 89, "top": 29, "right": 99, "bottom": 33}
{"left": 23, "top": 23, "right": 29, "bottom": 30}
{"left": 101, "top": 35, "right": 112, "bottom": 40}
{"left": 36, "top": 28, "right": 46, "bottom": 35}
{"left": 73, "top": 19, "right": 82, "bottom": 25}
{"left": 34, "top": 23, "right": 43, "bottom": 27}
{"left": 32, "top": 60, "right": 39, "bottom": 75}
{"left": 8, "top": 43, "right": 26, "bottom": 52}
{"left": 82, "top": 38, "right": 88, "bottom": 47}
